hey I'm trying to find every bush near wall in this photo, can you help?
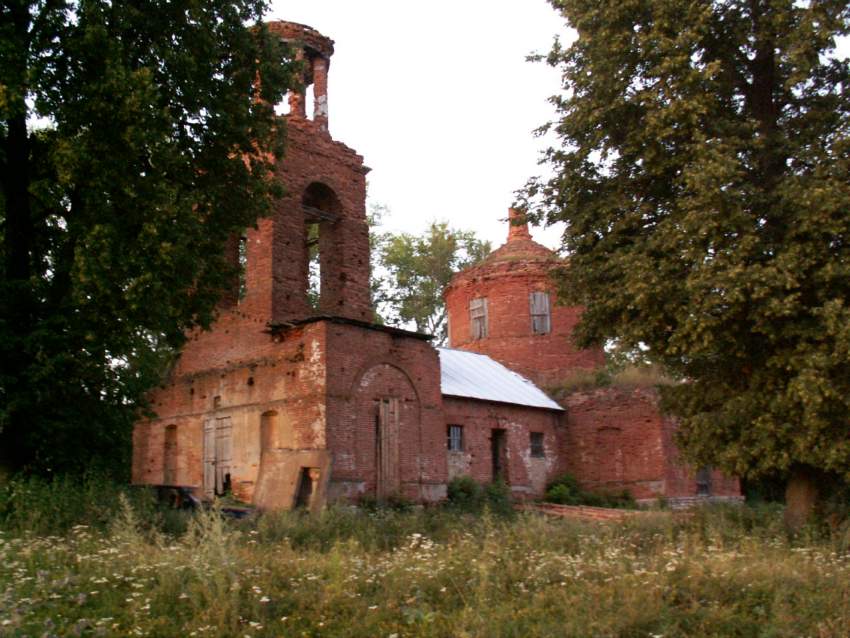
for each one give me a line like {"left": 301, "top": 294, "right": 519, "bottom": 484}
{"left": 545, "top": 473, "right": 637, "bottom": 509}
{"left": 446, "top": 476, "right": 513, "bottom": 516}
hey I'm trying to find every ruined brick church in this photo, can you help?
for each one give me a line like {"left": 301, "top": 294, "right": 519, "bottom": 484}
{"left": 132, "top": 21, "right": 740, "bottom": 509}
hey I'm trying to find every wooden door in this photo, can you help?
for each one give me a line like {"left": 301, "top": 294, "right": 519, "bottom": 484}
{"left": 376, "top": 398, "right": 400, "bottom": 499}
{"left": 214, "top": 417, "right": 233, "bottom": 495}
{"left": 202, "top": 419, "right": 216, "bottom": 498}
{"left": 203, "top": 417, "right": 233, "bottom": 498}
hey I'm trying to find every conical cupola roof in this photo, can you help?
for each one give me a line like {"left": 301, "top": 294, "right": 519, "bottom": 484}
{"left": 477, "top": 208, "right": 556, "bottom": 266}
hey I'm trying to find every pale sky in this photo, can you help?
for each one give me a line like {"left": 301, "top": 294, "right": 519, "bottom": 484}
{"left": 267, "top": 0, "right": 571, "bottom": 251}
{"left": 266, "top": 2, "right": 850, "bottom": 253}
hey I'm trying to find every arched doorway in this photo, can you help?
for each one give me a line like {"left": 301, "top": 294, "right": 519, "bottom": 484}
{"left": 353, "top": 363, "right": 420, "bottom": 499}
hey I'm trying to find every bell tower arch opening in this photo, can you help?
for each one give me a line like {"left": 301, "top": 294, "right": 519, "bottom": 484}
{"left": 302, "top": 182, "right": 342, "bottom": 312}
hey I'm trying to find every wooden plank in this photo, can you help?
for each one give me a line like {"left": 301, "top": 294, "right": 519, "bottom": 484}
{"left": 376, "top": 398, "right": 400, "bottom": 499}
{"left": 303, "top": 205, "right": 339, "bottom": 223}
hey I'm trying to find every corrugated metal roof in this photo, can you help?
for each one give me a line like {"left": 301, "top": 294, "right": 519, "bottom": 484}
{"left": 437, "top": 348, "right": 564, "bottom": 411}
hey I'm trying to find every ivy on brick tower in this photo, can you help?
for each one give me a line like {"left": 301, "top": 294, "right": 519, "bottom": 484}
{"left": 523, "top": 0, "right": 850, "bottom": 528}
{"left": 0, "top": 1, "right": 295, "bottom": 475}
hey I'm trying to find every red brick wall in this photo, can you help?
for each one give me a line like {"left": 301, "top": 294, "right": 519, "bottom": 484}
{"left": 263, "top": 118, "right": 372, "bottom": 323}
{"left": 441, "top": 396, "right": 565, "bottom": 499}
{"left": 218, "top": 22, "right": 372, "bottom": 328}
{"left": 322, "top": 322, "right": 447, "bottom": 502}
{"left": 562, "top": 386, "right": 740, "bottom": 501}
{"left": 445, "top": 260, "right": 604, "bottom": 389}
{"left": 133, "top": 322, "right": 328, "bottom": 502}
{"left": 134, "top": 318, "right": 452, "bottom": 504}
{"left": 659, "top": 414, "right": 741, "bottom": 501}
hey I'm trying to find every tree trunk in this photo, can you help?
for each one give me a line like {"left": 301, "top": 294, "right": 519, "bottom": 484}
{"left": 0, "top": 2, "right": 34, "bottom": 475}
{"left": 784, "top": 465, "right": 821, "bottom": 533}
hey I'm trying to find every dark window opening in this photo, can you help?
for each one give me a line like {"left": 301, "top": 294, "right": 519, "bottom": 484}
{"left": 295, "top": 467, "right": 314, "bottom": 508}
{"left": 696, "top": 466, "right": 712, "bottom": 496}
{"left": 491, "top": 429, "right": 506, "bottom": 480}
{"left": 447, "top": 424, "right": 464, "bottom": 452}
{"left": 530, "top": 432, "right": 545, "bottom": 458}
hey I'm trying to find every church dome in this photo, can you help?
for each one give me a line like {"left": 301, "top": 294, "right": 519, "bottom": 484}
{"left": 444, "top": 208, "right": 603, "bottom": 388}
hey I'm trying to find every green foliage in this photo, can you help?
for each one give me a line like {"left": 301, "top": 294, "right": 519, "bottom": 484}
{"left": 0, "top": 473, "right": 178, "bottom": 536}
{"left": 446, "top": 475, "right": 484, "bottom": 507}
{"left": 446, "top": 476, "right": 514, "bottom": 516}
{"left": 357, "top": 492, "right": 415, "bottom": 513}
{"left": 372, "top": 220, "right": 490, "bottom": 343}
{"left": 524, "top": 1, "right": 850, "bottom": 485}
{"left": 483, "top": 479, "right": 514, "bottom": 517}
{"left": 0, "top": 1, "right": 296, "bottom": 475}
{"left": 545, "top": 473, "right": 638, "bottom": 509}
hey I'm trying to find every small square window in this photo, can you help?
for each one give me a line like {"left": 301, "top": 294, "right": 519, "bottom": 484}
{"left": 447, "top": 424, "right": 464, "bottom": 452}
{"left": 530, "top": 432, "right": 545, "bottom": 458}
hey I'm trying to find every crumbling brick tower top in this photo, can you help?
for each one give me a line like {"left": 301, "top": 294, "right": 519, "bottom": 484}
{"left": 235, "top": 21, "right": 372, "bottom": 325}
{"left": 444, "top": 209, "right": 604, "bottom": 388}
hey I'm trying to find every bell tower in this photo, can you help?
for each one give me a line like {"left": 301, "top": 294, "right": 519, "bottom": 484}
{"left": 237, "top": 21, "right": 373, "bottom": 325}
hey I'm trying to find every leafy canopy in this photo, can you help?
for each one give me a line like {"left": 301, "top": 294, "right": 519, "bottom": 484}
{"left": 523, "top": 0, "right": 850, "bottom": 481}
{"left": 0, "top": 0, "right": 295, "bottom": 474}
{"left": 372, "top": 218, "right": 490, "bottom": 344}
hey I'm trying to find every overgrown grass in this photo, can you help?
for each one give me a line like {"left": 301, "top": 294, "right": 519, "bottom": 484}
{"left": 0, "top": 474, "right": 187, "bottom": 537}
{"left": 1, "top": 478, "right": 850, "bottom": 636}
{"left": 549, "top": 363, "right": 674, "bottom": 398}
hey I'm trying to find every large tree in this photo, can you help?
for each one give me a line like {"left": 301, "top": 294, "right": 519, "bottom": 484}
{"left": 374, "top": 220, "right": 490, "bottom": 343}
{"left": 524, "top": 0, "right": 850, "bottom": 525}
{"left": 0, "top": 1, "right": 295, "bottom": 475}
